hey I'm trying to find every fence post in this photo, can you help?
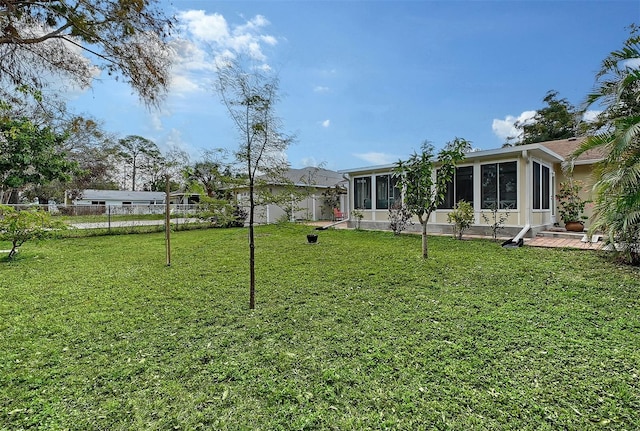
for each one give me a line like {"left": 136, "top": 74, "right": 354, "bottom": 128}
{"left": 108, "top": 205, "right": 111, "bottom": 233}
{"left": 165, "top": 175, "right": 171, "bottom": 266}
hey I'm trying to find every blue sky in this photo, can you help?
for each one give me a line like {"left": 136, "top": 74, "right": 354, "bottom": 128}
{"left": 67, "top": 0, "right": 639, "bottom": 171}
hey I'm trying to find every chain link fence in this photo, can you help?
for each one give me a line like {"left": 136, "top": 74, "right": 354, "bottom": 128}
{"left": 3, "top": 204, "right": 208, "bottom": 236}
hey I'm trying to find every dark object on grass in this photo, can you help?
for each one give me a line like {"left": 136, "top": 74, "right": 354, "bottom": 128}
{"left": 502, "top": 238, "right": 524, "bottom": 248}
{"left": 307, "top": 234, "right": 318, "bottom": 244}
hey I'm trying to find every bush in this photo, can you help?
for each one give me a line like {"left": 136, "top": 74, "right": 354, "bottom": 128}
{"left": 447, "top": 200, "right": 474, "bottom": 240}
{"left": 0, "top": 205, "right": 66, "bottom": 259}
{"left": 388, "top": 201, "right": 413, "bottom": 235}
{"left": 481, "top": 202, "right": 509, "bottom": 241}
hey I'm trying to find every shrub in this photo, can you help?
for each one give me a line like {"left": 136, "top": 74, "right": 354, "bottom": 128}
{"left": 482, "top": 202, "right": 510, "bottom": 241}
{"left": 351, "top": 209, "right": 363, "bottom": 230}
{"left": 556, "top": 179, "right": 589, "bottom": 224}
{"left": 388, "top": 201, "right": 413, "bottom": 235}
{"left": 0, "top": 205, "right": 66, "bottom": 260}
{"left": 447, "top": 200, "right": 474, "bottom": 240}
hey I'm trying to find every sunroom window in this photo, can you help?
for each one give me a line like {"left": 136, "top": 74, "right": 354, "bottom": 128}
{"left": 438, "top": 166, "right": 474, "bottom": 209}
{"left": 533, "top": 161, "right": 550, "bottom": 210}
{"left": 375, "top": 174, "right": 401, "bottom": 209}
{"left": 481, "top": 161, "right": 517, "bottom": 209}
{"left": 354, "top": 176, "right": 372, "bottom": 209}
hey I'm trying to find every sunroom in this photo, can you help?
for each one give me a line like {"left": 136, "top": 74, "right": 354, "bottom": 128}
{"left": 340, "top": 139, "right": 593, "bottom": 238}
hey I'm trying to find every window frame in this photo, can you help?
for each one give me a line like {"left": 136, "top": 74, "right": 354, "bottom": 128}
{"left": 375, "top": 174, "right": 401, "bottom": 210}
{"left": 354, "top": 176, "right": 372, "bottom": 210}
{"left": 437, "top": 165, "right": 474, "bottom": 210}
{"left": 532, "top": 161, "right": 551, "bottom": 210}
{"left": 481, "top": 161, "right": 518, "bottom": 210}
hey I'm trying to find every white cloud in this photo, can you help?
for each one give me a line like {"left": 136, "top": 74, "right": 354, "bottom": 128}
{"left": 582, "top": 110, "right": 601, "bottom": 123}
{"left": 354, "top": 152, "right": 398, "bottom": 165}
{"left": 169, "top": 10, "right": 279, "bottom": 96}
{"left": 149, "top": 112, "right": 164, "bottom": 132}
{"left": 314, "top": 86, "right": 330, "bottom": 93}
{"left": 491, "top": 110, "right": 536, "bottom": 141}
{"left": 177, "top": 10, "right": 276, "bottom": 63}
{"left": 170, "top": 74, "right": 202, "bottom": 94}
{"left": 300, "top": 157, "right": 319, "bottom": 167}
{"left": 321, "top": 119, "right": 330, "bottom": 128}
{"left": 178, "top": 10, "right": 229, "bottom": 42}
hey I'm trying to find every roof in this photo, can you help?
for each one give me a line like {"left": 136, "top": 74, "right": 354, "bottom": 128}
{"left": 340, "top": 137, "right": 603, "bottom": 175}
{"left": 77, "top": 189, "right": 166, "bottom": 201}
{"left": 538, "top": 137, "right": 605, "bottom": 164}
{"left": 260, "top": 167, "right": 346, "bottom": 188}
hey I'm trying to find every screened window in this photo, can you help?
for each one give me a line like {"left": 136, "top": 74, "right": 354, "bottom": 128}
{"left": 438, "top": 166, "right": 474, "bottom": 209}
{"left": 533, "top": 161, "right": 550, "bottom": 210}
{"left": 375, "top": 174, "right": 401, "bottom": 209}
{"left": 354, "top": 176, "right": 372, "bottom": 209}
{"left": 481, "top": 161, "right": 517, "bottom": 209}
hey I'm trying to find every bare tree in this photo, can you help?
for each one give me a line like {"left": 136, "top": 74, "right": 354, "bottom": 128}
{"left": 216, "top": 58, "right": 293, "bottom": 309}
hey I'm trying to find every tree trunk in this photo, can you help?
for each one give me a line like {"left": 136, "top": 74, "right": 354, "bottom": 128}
{"left": 248, "top": 181, "right": 255, "bottom": 310}
{"left": 131, "top": 160, "right": 137, "bottom": 191}
{"left": 8, "top": 240, "right": 18, "bottom": 260}
{"left": 421, "top": 221, "right": 428, "bottom": 259}
{"left": 7, "top": 189, "right": 19, "bottom": 204}
{"left": 37, "top": 195, "right": 49, "bottom": 211}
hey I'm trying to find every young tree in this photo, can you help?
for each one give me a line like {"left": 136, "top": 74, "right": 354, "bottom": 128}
{"left": 216, "top": 58, "right": 293, "bottom": 309}
{"left": 571, "top": 25, "right": 640, "bottom": 265}
{"left": 394, "top": 138, "right": 469, "bottom": 258}
{"left": 0, "top": 0, "right": 174, "bottom": 107}
{"left": 0, "top": 205, "right": 65, "bottom": 260}
{"left": 321, "top": 185, "right": 345, "bottom": 219}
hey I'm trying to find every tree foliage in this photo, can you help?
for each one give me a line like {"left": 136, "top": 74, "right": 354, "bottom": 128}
{"left": 447, "top": 200, "right": 474, "bottom": 240}
{"left": 0, "top": 205, "right": 65, "bottom": 259}
{"left": 571, "top": 25, "right": 640, "bottom": 265}
{"left": 216, "top": 58, "right": 293, "bottom": 309}
{"left": 394, "top": 138, "right": 469, "bottom": 258}
{"left": 388, "top": 201, "right": 413, "bottom": 235}
{"left": 0, "top": 0, "right": 174, "bottom": 106}
{"left": 116, "top": 135, "right": 161, "bottom": 191}
{"left": 0, "top": 117, "right": 78, "bottom": 203}
{"left": 184, "top": 150, "right": 235, "bottom": 198}
{"left": 510, "top": 90, "right": 581, "bottom": 145}
{"left": 321, "top": 185, "right": 345, "bottom": 220}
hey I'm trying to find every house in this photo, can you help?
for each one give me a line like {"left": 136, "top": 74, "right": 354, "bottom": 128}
{"left": 71, "top": 189, "right": 167, "bottom": 215}
{"left": 340, "top": 137, "right": 603, "bottom": 238}
{"left": 234, "top": 167, "right": 347, "bottom": 223}
{"left": 73, "top": 189, "right": 166, "bottom": 206}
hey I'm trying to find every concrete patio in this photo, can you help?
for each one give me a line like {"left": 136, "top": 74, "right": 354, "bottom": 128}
{"left": 306, "top": 221, "right": 605, "bottom": 251}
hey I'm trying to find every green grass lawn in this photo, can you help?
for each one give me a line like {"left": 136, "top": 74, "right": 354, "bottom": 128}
{"left": 1, "top": 225, "right": 638, "bottom": 430}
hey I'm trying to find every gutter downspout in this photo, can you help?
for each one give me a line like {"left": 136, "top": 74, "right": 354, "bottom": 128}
{"left": 503, "top": 150, "right": 531, "bottom": 247}
{"left": 517, "top": 149, "right": 532, "bottom": 242}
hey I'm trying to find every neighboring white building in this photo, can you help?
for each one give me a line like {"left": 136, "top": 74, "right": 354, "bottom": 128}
{"left": 73, "top": 189, "right": 166, "bottom": 206}
{"left": 234, "top": 167, "right": 348, "bottom": 223}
